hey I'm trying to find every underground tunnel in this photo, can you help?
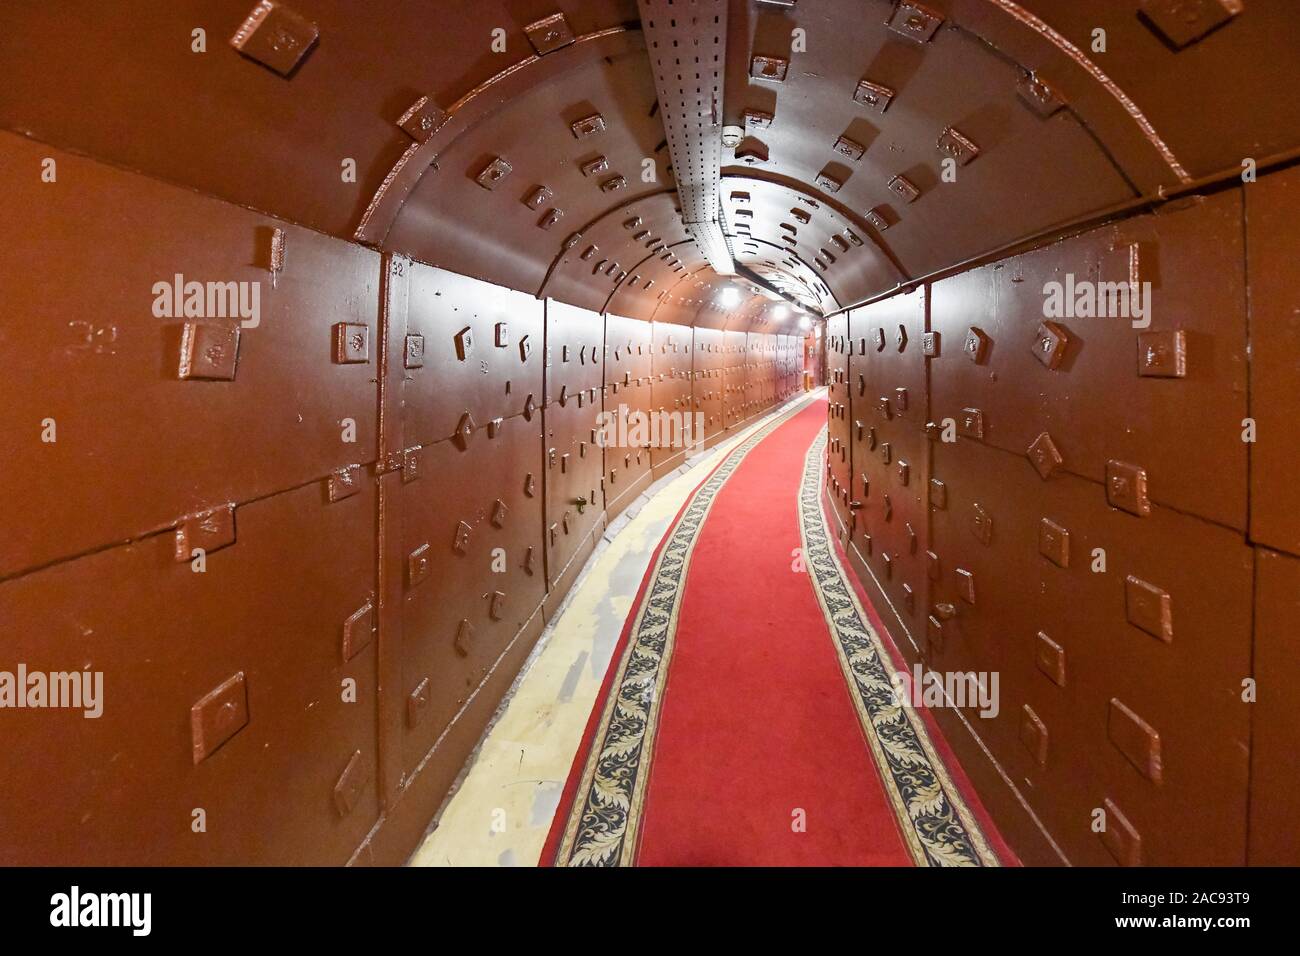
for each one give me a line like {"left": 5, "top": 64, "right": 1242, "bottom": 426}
{"left": 0, "top": 0, "right": 1297, "bottom": 893}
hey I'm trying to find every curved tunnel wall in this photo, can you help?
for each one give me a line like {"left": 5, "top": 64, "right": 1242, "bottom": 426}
{"left": 1, "top": 0, "right": 1298, "bottom": 865}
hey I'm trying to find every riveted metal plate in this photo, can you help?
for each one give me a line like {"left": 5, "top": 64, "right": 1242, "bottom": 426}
{"left": 475, "top": 157, "right": 512, "bottom": 190}
{"left": 1038, "top": 518, "right": 1070, "bottom": 567}
{"left": 600, "top": 176, "right": 627, "bottom": 193}
{"left": 396, "top": 96, "right": 446, "bottom": 143}
{"left": 865, "top": 206, "right": 892, "bottom": 231}
{"left": 190, "top": 672, "right": 249, "bottom": 764}
{"left": 452, "top": 520, "right": 472, "bottom": 555}
{"left": 963, "top": 326, "right": 991, "bottom": 364}
{"left": 957, "top": 407, "right": 984, "bottom": 440}
{"left": 1139, "top": 0, "right": 1242, "bottom": 49}
{"left": 937, "top": 127, "right": 979, "bottom": 165}
{"left": 403, "top": 333, "right": 425, "bottom": 369}
{"left": 1035, "top": 632, "right": 1066, "bottom": 687}
{"left": 453, "top": 411, "right": 476, "bottom": 450}
{"left": 1106, "top": 460, "right": 1151, "bottom": 516}
{"left": 401, "top": 446, "right": 421, "bottom": 483}
{"left": 333, "top": 322, "right": 369, "bottom": 364}
{"left": 1020, "top": 704, "right": 1048, "bottom": 769}
{"left": 407, "top": 543, "right": 431, "bottom": 587}
{"left": 970, "top": 503, "right": 992, "bottom": 545}
{"left": 580, "top": 156, "right": 609, "bottom": 177}
{"left": 454, "top": 619, "right": 474, "bottom": 657}
{"left": 853, "top": 78, "right": 894, "bottom": 112}
{"left": 179, "top": 322, "right": 240, "bottom": 380}
{"left": 929, "top": 479, "right": 947, "bottom": 509}
{"left": 570, "top": 113, "right": 606, "bottom": 139}
{"left": 332, "top": 750, "right": 367, "bottom": 817}
{"left": 341, "top": 600, "right": 374, "bottom": 662}
{"left": 833, "top": 135, "right": 866, "bottom": 162}
{"left": 175, "top": 504, "right": 236, "bottom": 561}
{"left": 1108, "top": 698, "right": 1164, "bottom": 783}
{"left": 1032, "top": 321, "right": 1071, "bottom": 370}
{"left": 1017, "top": 72, "right": 1065, "bottom": 117}
{"left": 888, "top": 1, "right": 944, "bottom": 43}
{"left": 524, "top": 12, "right": 576, "bottom": 54}
{"left": 1137, "top": 329, "right": 1188, "bottom": 378}
{"left": 816, "top": 171, "right": 847, "bottom": 195}
{"left": 407, "top": 677, "right": 430, "bottom": 726}
{"left": 1027, "top": 431, "right": 1063, "bottom": 480}
{"left": 1125, "top": 575, "right": 1173, "bottom": 642}
{"left": 750, "top": 55, "right": 789, "bottom": 83}
{"left": 524, "top": 186, "right": 553, "bottom": 210}
{"left": 888, "top": 174, "right": 920, "bottom": 204}
{"left": 229, "top": 1, "right": 319, "bottom": 76}
{"left": 744, "top": 109, "right": 774, "bottom": 129}
{"left": 327, "top": 465, "right": 363, "bottom": 502}
{"left": 922, "top": 332, "right": 941, "bottom": 357}
{"left": 1100, "top": 798, "right": 1142, "bottom": 866}
{"left": 956, "top": 567, "right": 976, "bottom": 605}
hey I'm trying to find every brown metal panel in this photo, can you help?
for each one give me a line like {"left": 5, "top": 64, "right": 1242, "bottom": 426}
{"left": 825, "top": 314, "right": 852, "bottom": 531}
{"left": 401, "top": 264, "right": 544, "bottom": 447}
{"left": 649, "top": 320, "right": 695, "bottom": 476}
{"left": 0, "top": 478, "right": 380, "bottom": 865}
{"left": 603, "top": 312, "right": 655, "bottom": 516}
{"left": 546, "top": 299, "right": 606, "bottom": 410}
{"left": 928, "top": 437, "right": 1251, "bottom": 866}
{"left": 928, "top": 189, "right": 1248, "bottom": 531}
{"left": 1246, "top": 166, "right": 1300, "bottom": 556}
{"left": 723, "top": 0, "right": 1134, "bottom": 303}
{"left": 976, "top": 0, "right": 1300, "bottom": 182}
{"left": 0, "top": 1, "right": 639, "bottom": 241}
{"left": 720, "top": 174, "right": 894, "bottom": 312}
{"left": 397, "top": 414, "right": 546, "bottom": 777}
{"left": 0, "top": 133, "right": 381, "bottom": 581}
{"left": 847, "top": 288, "right": 929, "bottom": 656}
{"left": 721, "top": 328, "right": 751, "bottom": 432}
{"left": 1250, "top": 546, "right": 1300, "bottom": 864}
{"left": 546, "top": 194, "right": 695, "bottom": 312}
{"left": 385, "top": 44, "right": 666, "bottom": 299}
{"left": 692, "top": 326, "right": 728, "bottom": 447}
{"left": 543, "top": 392, "right": 606, "bottom": 591}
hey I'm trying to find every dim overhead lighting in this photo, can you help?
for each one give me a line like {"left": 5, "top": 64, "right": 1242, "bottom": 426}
{"left": 717, "top": 286, "right": 741, "bottom": 308}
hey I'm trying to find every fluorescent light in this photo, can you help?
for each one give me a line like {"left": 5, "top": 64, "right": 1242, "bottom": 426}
{"left": 798, "top": 315, "right": 812, "bottom": 331}
{"left": 773, "top": 304, "right": 789, "bottom": 320}
{"left": 717, "top": 286, "right": 741, "bottom": 308}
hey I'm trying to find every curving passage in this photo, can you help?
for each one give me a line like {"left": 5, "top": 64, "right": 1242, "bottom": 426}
{"left": 547, "top": 396, "right": 1005, "bottom": 866}
{"left": 1, "top": 1, "right": 1298, "bottom": 869}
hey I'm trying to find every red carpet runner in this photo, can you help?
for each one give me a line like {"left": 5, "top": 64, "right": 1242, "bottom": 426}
{"left": 545, "top": 396, "right": 1005, "bottom": 866}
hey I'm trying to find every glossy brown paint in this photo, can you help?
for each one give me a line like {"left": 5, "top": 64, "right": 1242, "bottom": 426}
{"left": 2, "top": 0, "right": 1298, "bottom": 867}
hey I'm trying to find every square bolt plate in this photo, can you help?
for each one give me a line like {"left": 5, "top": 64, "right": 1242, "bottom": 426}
{"left": 524, "top": 12, "right": 575, "bottom": 54}
{"left": 179, "top": 322, "right": 240, "bottom": 380}
{"left": 229, "top": 1, "right": 319, "bottom": 76}
{"left": 333, "top": 322, "right": 370, "bottom": 364}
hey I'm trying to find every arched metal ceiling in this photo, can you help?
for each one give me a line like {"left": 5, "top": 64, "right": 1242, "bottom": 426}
{"left": 4, "top": 0, "right": 1296, "bottom": 329}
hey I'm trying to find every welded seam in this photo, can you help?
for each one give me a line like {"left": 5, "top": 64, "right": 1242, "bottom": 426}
{"left": 985, "top": 0, "right": 1191, "bottom": 184}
